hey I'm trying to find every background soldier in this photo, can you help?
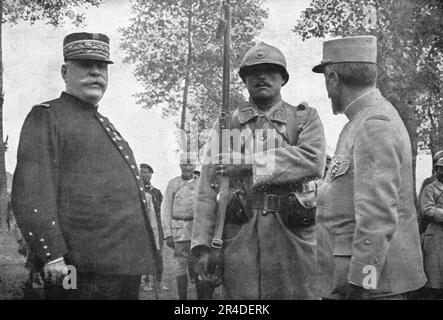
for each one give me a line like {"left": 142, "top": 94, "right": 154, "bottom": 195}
{"left": 418, "top": 151, "right": 443, "bottom": 234}
{"left": 191, "top": 42, "right": 326, "bottom": 299}
{"left": 161, "top": 158, "right": 199, "bottom": 300}
{"left": 140, "top": 163, "right": 166, "bottom": 292}
{"left": 314, "top": 35, "right": 426, "bottom": 299}
{"left": 12, "top": 32, "right": 159, "bottom": 299}
{"left": 420, "top": 156, "right": 443, "bottom": 299}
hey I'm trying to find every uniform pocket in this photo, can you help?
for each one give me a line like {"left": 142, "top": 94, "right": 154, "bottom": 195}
{"left": 332, "top": 235, "right": 353, "bottom": 256}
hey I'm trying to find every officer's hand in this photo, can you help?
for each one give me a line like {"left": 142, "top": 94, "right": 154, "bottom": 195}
{"left": 214, "top": 153, "right": 252, "bottom": 177}
{"left": 196, "top": 248, "right": 223, "bottom": 288}
{"left": 17, "top": 239, "right": 28, "bottom": 257}
{"left": 43, "top": 258, "right": 68, "bottom": 286}
{"left": 165, "top": 236, "right": 175, "bottom": 249}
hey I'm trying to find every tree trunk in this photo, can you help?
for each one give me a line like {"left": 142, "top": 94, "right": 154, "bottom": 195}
{"left": 0, "top": 0, "right": 8, "bottom": 230}
{"left": 395, "top": 99, "right": 419, "bottom": 203}
{"left": 180, "top": 2, "right": 193, "bottom": 132}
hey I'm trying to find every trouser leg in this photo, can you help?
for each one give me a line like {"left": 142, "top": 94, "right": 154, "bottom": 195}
{"left": 176, "top": 275, "right": 188, "bottom": 300}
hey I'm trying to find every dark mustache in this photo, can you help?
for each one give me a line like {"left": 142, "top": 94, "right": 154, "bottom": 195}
{"left": 255, "top": 81, "right": 271, "bottom": 88}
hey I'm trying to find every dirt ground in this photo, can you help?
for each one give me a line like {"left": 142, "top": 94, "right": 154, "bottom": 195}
{"left": 0, "top": 229, "right": 28, "bottom": 299}
{"left": 0, "top": 229, "right": 221, "bottom": 300}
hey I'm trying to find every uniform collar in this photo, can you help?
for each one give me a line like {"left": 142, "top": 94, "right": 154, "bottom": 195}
{"left": 61, "top": 91, "right": 98, "bottom": 111}
{"left": 238, "top": 99, "right": 286, "bottom": 124}
{"left": 344, "top": 88, "right": 379, "bottom": 120}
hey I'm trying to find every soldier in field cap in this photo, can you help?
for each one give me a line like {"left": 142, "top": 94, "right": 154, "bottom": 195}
{"left": 12, "top": 32, "right": 159, "bottom": 299}
{"left": 313, "top": 35, "right": 426, "bottom": 299}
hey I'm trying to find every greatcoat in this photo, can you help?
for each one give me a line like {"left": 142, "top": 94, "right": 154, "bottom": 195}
{"left": 191, "top": 99, "right": 326, "bottom": 299}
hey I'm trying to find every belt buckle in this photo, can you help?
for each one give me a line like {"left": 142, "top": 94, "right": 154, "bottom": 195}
{"left": 263, "top": 193, "right": 279, "bottom": 215}
{"left": 211, "top": 238, "right": 223, "bottom": 249}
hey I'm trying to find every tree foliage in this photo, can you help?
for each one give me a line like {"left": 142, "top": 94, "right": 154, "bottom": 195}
{"left": 0, "top": 0, "right": 104, "bottom": 229}
{"left": 120, "top": 0, "right": 268, "bottom": 132}
{"left": 293, "top": 0, "right": 443, "bottom": 179}
{"left": 3, "top": 0, "right": 102, "bottom": 26}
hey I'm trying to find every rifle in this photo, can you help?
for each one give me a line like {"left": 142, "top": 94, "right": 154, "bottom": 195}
{"left": 197, "top": 0, "right": 231, "bottom": 300}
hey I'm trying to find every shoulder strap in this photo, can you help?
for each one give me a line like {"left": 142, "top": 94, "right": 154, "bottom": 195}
{"left": 283, "top": 102, "right": 308, "bottom": 146}
{"left": 435, "top": 186, "right": 443, "bottom": 203}
{"left": 33, "top": 103, "right": 51, "bottom": 108}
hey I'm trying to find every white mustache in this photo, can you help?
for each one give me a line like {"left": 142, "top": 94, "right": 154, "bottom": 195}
{"left": 82, "top": 79, "right": 105, "bottom": 87}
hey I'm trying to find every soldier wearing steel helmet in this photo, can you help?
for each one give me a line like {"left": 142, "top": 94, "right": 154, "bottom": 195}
{"left": 191, "top": 42, "right": 326, "bottom": 299}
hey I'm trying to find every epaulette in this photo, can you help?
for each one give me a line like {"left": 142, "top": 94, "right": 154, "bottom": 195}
{"left": 296, "top": 101, "right": 309, "bottom": 110}
{"left": 33, "top": 103, "right": 51, "bottom": 108}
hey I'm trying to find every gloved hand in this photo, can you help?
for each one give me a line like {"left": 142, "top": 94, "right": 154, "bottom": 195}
{"left": 195, "top": 247, "right": 222, "bottom": 287}
{"left": 43, "top": 258, "right": 68, "bottom": 286}
{"left": 17, "top": 238, "right": 28, "bottom": 257}
{"left": 214, "top": 152, "right": 252, "bottom": 177}
{"left": 165, "top": 236, "right": 175, "bottom": 249}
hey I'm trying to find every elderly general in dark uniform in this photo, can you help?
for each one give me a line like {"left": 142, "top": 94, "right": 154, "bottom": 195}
{"left": 12, "top": 32, "right": 159, "bottom": 299}
{"left": 313, "top": 36, "right": 426, "bottom": 299}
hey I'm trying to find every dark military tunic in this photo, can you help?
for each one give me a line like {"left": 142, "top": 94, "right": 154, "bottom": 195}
{"left": 145, "top": 184, "right": 164, "bottom": 244}
{"left": 12, "top": 92, "right": 158, "bottom": 275}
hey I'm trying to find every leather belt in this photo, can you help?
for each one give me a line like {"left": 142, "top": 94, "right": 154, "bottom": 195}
{"left": 251, "top": 193, "right": 282, "bottom": 216}
{"left": 171, "top": 216, "right": 194, "bottom": 221}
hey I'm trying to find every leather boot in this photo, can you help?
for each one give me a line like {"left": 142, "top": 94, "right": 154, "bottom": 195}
{"left": 176, "top": 275, "right": 188, "bottom": 300}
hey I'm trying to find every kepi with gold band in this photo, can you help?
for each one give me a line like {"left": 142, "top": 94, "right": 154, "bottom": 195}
{"left": 63, "top": 32, "right": 113, "bottom": 64}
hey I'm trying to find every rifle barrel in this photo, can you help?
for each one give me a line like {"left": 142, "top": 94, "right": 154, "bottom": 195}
{"left": 221, "top": 0, "right": 231, "bottom": 115}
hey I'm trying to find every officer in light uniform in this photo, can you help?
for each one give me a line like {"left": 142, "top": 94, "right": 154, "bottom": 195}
{"left": 313, "top": 35, "right": 426, "bottom": 299}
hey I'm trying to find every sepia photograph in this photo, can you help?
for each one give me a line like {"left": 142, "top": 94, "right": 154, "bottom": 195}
{"left": 0, "top": 0, "right": 442, "bottom": 307}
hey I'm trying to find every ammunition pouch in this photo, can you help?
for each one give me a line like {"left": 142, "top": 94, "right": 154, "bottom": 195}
{"left": 225, "top": 180, "right": 318, "bottom": 228}
{"left": 225, "top": 188, "right": 253, "bottom": 225}
{"left": 254, "top": 180, "right": 318, "bottom": 228}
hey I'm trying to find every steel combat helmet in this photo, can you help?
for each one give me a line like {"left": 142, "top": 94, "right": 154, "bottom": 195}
{"left": 238, "top": 42, "right": 289, "bottom": 85}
